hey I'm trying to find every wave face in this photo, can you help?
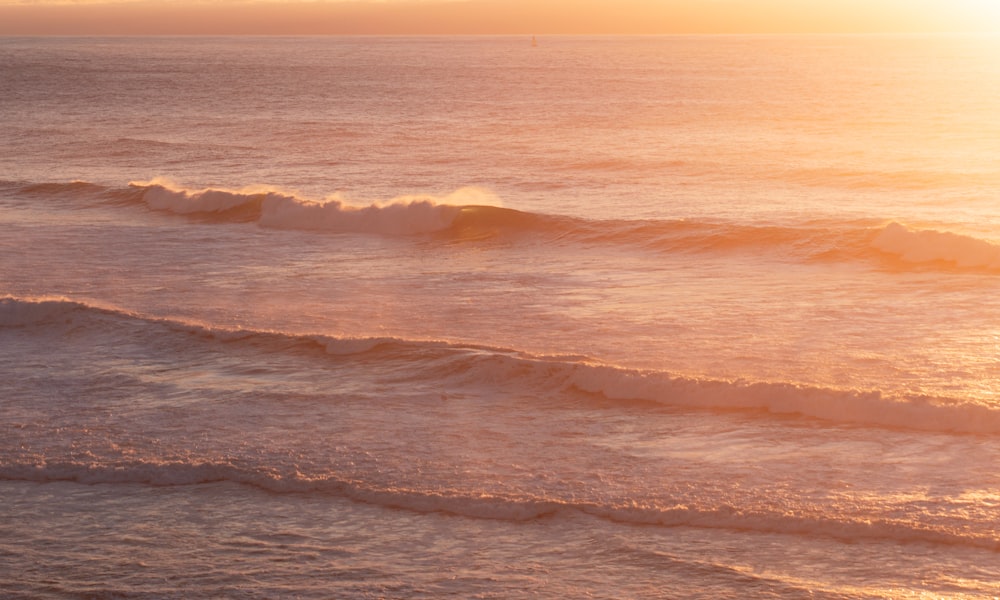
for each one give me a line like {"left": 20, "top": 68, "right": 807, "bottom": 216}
{"left": 3, "top": 458, "right": 997, "bottom": 552}
{"left": 4, "top": 287, "right": 999, "bottom": 558}
{"left": 2, "top": 295, "right": 997, "bottom": 435}
{"left": 4, "top": 290, "right": 999, "bottom": 556}
{"left": 10, "top": 179, "right": 1000, "bottom": 273}
{"left": 134, "top": 180, "right": 521, "bottom": 236}
{"left": 872, "top": 221, "right": 1000, "bottom": 270}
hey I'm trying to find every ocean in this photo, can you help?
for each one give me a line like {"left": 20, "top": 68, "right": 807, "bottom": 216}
{"left": 2, "top": 34, "right": 1000, "bottom": 598}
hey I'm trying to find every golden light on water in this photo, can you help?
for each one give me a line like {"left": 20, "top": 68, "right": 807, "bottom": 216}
{"left": 1, "top": 0, "right": 1000, "bottom": 34}
{"left": 5, "top": 14, "right": 1000, "bottom": 597}
{"left": 952, "top": 0, "right": 1000, "bottom": 23}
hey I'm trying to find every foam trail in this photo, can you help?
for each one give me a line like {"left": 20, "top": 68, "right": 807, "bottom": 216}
{"left": 872, "top": 222, "right": 1000, "bottom": 269}
{"left": 566, "top": 365, "right": 1000, "bottom": 435}
{"left": 4, "top": 296, "right": 1000, "bottom": 435}
{"left": 1, "top": 459, "right": 995, "bottom": 551}
{"left": 22, "top": 179, "right": 1000, "bottom": 274}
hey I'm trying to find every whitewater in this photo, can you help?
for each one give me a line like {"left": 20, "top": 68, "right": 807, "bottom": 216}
{"left": 3, "top": 35, "right": 1000, "bottom": 598}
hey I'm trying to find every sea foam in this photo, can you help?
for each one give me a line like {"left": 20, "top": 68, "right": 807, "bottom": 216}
{"left": 872, "top": 222, "right": 1000, "bottom": 270}
{"left": 131, "top": 180, "right": 503, "bottom": 235}
{"left": 3, "top": 296, "right": 999, "bottom": 435}
{"left": 1, "top": 458, "right": 994, "bottom": 551}
{"left": 19, "top": 180, "right": 1000, "bottom": 274}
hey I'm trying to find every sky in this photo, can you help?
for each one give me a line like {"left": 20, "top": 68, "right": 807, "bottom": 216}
{"left": 1, "top": 0, "right": 999, "bottom": 35}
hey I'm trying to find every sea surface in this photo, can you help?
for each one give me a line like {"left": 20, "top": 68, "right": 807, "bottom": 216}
{"left": 3, "top": 34, "right": 1000, "bottom": 598}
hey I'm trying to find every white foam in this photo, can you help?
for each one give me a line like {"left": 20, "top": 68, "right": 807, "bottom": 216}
{"left": 567, "top": 364, "right": 1000, "bottom": 434}
{"left": 130, "top": 180, "right": 504, "bottom": 235}
{"left": 437, "top": 352, "right": 1000, "bottom": 435}
{"left": 258, "top": 194, "right": 463, "bottom": 235}
{"left": 1, "top": 459, "right": 994, "bottom": 550}
{"left": 142, "top": 185, "right": 285, "bottom": 215}
{"left": 872, "top": 222, "right": 1000, "bottom": 269}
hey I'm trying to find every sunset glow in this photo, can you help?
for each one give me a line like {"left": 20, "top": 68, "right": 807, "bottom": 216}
{"left": 1, "top": 0, "right": 1000, "bottom": 34}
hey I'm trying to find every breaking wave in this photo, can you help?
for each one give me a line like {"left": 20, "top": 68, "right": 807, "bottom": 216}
{"left": 8, "top": 179, "right": 1000, "bottom": 271}
{"left": 872, "top": 222, "right": 1000, "bottom": 270}
{"left": 3, "top": 296, "right": 999, "bottom": 435}
{"left": 133, "top": 179, "right": 536, "bottom": 236}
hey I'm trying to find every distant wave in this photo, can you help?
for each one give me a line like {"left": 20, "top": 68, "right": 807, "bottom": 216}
{"left": 0, "top": 295, "right": 116, "bottom": 327}
{"left": 127, "top": 180, "right": 874, "bottom": 253}
{"left": 3, "top": 295, "right": 999, "bottom": 435}
{"left": 133, "top": 179, "right": 534, "bottom": 236}
{"left": 8, "top": 179, "right": 1000, "bottom": 271}
{"left": 1, "top": 457, "right": 995, "bottom": 551}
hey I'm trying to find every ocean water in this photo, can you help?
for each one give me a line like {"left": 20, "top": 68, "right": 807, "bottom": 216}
{"left": 3, "top": 34, "right": 1000, "bottom": 598}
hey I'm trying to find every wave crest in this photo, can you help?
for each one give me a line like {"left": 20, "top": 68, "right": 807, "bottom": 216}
{"left": 140, "top": 182, "right": 272, "bottom": 217}
{"left": 2, "top": 458, "right": 995, "bottom": 551}
{"left": 4, "top": 296, "right": 1000, "bottom": 435}
{"left": 0, "top": 296, "right": 113, "bottom": 327}
{"left": 872, "top": 222, "right": 1000, "bottom": 270}
{"left": 14, "top": 179, "right": 1000, "bottom": 274}
{"left": 130, "top": 180, "right": 512, "bottom": 235}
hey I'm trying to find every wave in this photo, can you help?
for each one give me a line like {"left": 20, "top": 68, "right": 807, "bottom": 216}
{"left": 126, "top": 180, "right": 874, "bottom": 253}
{"left": 1, "top": 457, "right": 995, "bottom": 551}
{"left": 133, "top": 179, "right": 539, "bottom": 236}
{"left": 4, "top": 296, "right": 1000, "bottom": 435}
{"left": 3, "top": 179, "right": 146, "bottom": 211}
{"left": 872, "top": 222, "right": 1000, "bottom": 270}
{"left": 7, "top": 179, "right": 1000, "bottom": 270}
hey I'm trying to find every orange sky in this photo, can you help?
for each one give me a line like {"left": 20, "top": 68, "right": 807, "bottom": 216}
{"left": 0, "top": 0, "right": 998, "bottom": 35}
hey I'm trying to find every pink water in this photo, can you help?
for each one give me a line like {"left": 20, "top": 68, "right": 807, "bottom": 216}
{"left": 2, "top": 35, "right": 1000, "bottom": 598}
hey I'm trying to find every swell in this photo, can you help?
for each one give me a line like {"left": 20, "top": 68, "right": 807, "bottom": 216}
{"left": 1, "top": 458, "right": 996, "bottom": 552}
{"left": 10, "top": 179, "right": 145, "bottom": 206}
{"left": 122, "top": 181, "right": 883, "bottom": 262}
{"left": 3, "top": 296, "right": 999, "bottom": 435}
{"left": 132, "top": 179, "right": 539, "bottom": 236}
{"left": 8, "top": 178, "right": 1000, "bottom": 271}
